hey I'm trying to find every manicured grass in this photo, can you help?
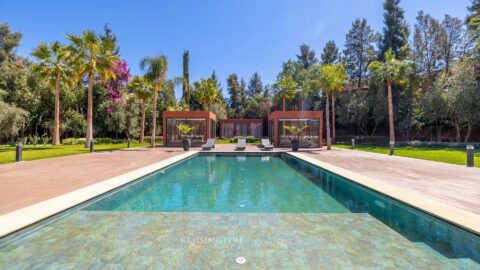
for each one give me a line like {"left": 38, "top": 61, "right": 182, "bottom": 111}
{"left": 0, "top": 143, "right": 149, "bottom": 164}
{"left": 335, "top": 144, "right": 480, "bottom": 167}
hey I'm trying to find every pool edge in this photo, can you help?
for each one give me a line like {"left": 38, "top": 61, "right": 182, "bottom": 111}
{"left": 287, "top": 152, "right": 480, "bottom": 235}
{"left": 0, "top": 151, "right": 199, "bottom": 238}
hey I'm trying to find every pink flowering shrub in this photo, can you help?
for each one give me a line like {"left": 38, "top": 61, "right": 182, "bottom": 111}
{"left": 106, "top": 60, "right": 131, "bottom": 113}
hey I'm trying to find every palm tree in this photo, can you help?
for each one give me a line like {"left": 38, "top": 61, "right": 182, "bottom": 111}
{"left": 140, "top": 55, "right": 168, "bottom": 147}
{"left": 129, "top": 75, "right": 152, "bottom": 143}
{"left": 194, "top": 78, "right": 221, "bottom": 111}
{"left": 368, "top": 48, "right": 409, "bottom": 147}
{"left": 276, "top": 76, "right": 298, "bottom": 111}
{"left": 66, "top": 31, "right": 118, "bottom": 147}
{"left": 319, "top": 64, "right": 347, "bottom": 150}
{"left": 31, "top": 42, "right": 74, "bottom": 145}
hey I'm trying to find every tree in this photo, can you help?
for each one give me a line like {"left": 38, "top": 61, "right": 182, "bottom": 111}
{"left": 0, "top": 23, "right": 22, "bottom": 64}
{"left": 440, "top": 15, "right": 468, "bottom": 72}
{"left": 0, "top": 90, "right": 29, "bottom": 142}
{"left": 319, "top": 64, "right": 347, "bottom": 150}
{"left": 227, "top": 73, "right": 245, "bottom": 118}
{"left": 368, "top": 48, "right": 409, "bottom": 146}
{"left": 344, "top": 18, "right": 378, "bottom": 89}
{"left": 140, "top": 55, "right": 168, "bottom": 146}
{"left": 379, "top": 0, "right": 409, "bottom": 59}
{"left": 466, "top": 0, "right": 480, "bottom": 31}
{"left": 129, "top": 75, "right": 152, "bottom": 143}
{"left": 182, "top": 50, "right": 190, "bottom": 107}
{"left": 297, "top": 43, "right": 318, "bottom": 69}
{"left": 31, "top": 42, "right": 74, "bottom": 145}
{"left": 194, "top": 78, "right": 221, "bottom": 111}
{"left": 247, "top": 72, "right": 263, "bottom": 98}
{"left": 413, "top": 11, "right": 444, "bottom": 83}
{"left": 321, "top": 40, "right": 339, "bottom": 64}
{"left": 275, "top": 77, "right": 297, "bottom": 111}
{"left": 444, "top": 60, "right": 480, "bottom": 142}
{"left": 67, "top": 30, "right": 118, "bottom": 147}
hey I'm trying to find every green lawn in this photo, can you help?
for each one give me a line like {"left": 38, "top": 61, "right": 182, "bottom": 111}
{"left": 335, "top": 144, "right": 480, "bottom": 167}
{"left": 0, "top": 143, "right": 149, "bottom": 164}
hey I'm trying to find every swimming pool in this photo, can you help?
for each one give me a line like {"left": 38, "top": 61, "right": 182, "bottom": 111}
{"left": 0, "top": 153, "right": 479, "bottom": 269}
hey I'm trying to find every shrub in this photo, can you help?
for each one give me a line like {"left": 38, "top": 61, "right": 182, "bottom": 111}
{"left": 62, "top": 137, "right": 140, "bottom": 145}
{"left": 229, "top": 136, "right": 259, "bottom": 143}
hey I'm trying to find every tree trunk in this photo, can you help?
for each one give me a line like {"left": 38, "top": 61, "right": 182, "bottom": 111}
{"left": 454, "top": 120, "right": 461, "bottom": 143}
{"left": 151, "top": 86, "right": 158, "bottom": 147}
{"left": 326, "top": 93, "right": 331, "bottom": 150}
{"left": 435, "top": 122, "right": 442, "bottom": 142}
{"left": 283, "top": 96, "right": 286, "bottom": 111}
{"left": 301, "top": 100, "right": 304, "bottom": 111}
{"left": 85, "top": 73, "right": 94, "bottom": 148}
{"left": 387, "top": 80, "right": 395, "bottom": 143}
{"left": 52, "top": 73, "right": 61, "bottom": 145}
{"left": 140, "top": 100, "right": 145, "bottom": 143}
{"left": 331, "top": 93, "right": 336, "bottom": 143}
{"left": 465, "top": 122, "right": 472, "bottom": 142}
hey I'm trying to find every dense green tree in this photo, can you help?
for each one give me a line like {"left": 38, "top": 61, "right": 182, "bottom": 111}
{"left": 247, "top": 72, "right": 263, "bottom": 98}
{"left": 344, "top": 18, "right": 378, "bottom": 89}
{"left": 440, "top": 15, "right": 468, "bottom": 72}
{"left": 379, "top": 0, "right": 409, "bottom": 59}
{"left": 321, "top": 41, "right": 339, "bottom": 64}
{"left": 444, "top": 60, "right": 480, "bottom": 142}
{"left": 0, "top": 91, "right": 28, "bottom": 142}
{"left": 182, "top": 50, "right": 190, "bottom": 107}
{"left": 413, "top": 11, "right": 444, "bottom": 83}
{"left": 466, "top": 0, "right": 480, "bottom": 30}
{"left": 194, "top": 77, "right": 221, "bottom": 111}
{"left": 227, "top": 73, "right": 245, "bottom": 118}
{"left": 140, "top": 55, "right": 168, "bottom": 146}
{"left": 296, "top": 43, "right": 318, "bottom": 69}
{"left": 67, "top": 30, "right": 118, "bottom": 147}
{"left": 129, "top": 75, "right": 152, "bottom": 142}
{"left": 0, "top": 23, "right": 22, "bottom": 64}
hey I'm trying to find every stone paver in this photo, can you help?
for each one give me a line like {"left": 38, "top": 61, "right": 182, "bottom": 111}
{"left": 299, "top": 147, "right": 480, "bottom": 215}
{"left": 0, "top": 147, "right": 185, "bottom": 215}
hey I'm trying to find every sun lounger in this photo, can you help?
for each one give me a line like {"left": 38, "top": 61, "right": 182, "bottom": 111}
{"left": 261, "top": 138, "right": 274, "bottom": 150}
{"left": 236, "top": 138, "right": 246, "bottom": 151}
{"left": 201, "top": 139, "right": 215, "bottom": 150}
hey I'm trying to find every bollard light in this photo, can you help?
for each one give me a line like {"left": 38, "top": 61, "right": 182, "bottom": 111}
{"left": 127, "top": 138, "right": 131, "bottom": 148}
{"left": 389, "top": 141, "right": 395, "bottom": 156}
{"left": 90, "top": 139, "right": 94, "bottom": 153}
{"left": 467, "top": 145, "right": 474, "bottom": 167}
{"left": 351, "top": 139, "right": 355, "bottom": 150}
{"left": 16, "top": 142, "right": 23, "bottom": 162}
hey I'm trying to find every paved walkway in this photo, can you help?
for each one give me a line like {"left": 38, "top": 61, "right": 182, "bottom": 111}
{"left": 299, "top": 147, "right": 480, "bottom": 215}
{"left": 0, "top": 147, "right": 185, "bottom": 215}
{"left": 0, "top": 144, "right": 479, "bottom": 217}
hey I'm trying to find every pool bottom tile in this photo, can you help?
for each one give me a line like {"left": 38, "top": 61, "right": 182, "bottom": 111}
{"left": 0, "top": 211, "right": 473, "bottom": 269}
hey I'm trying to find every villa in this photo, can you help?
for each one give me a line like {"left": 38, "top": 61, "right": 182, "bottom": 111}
{"left": 0, "top": 0, "right": 479, "bottom": 269}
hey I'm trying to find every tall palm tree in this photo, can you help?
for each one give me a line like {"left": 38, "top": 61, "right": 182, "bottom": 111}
{"left": 276, "top": 76, "right": 298, "bottom": 111}
{"left": 140, "top": 55, "right": 168, "bottom": 147}
{"left": 129, "top": 75, "right": 152, "bottom": 143}
{"left": 368, "top": 48, "right": 408, "bottom": 146}
{"left": 66, "top": 31, "right": 118, "bottom": 147}
{"left": 31, "top": 42, "right": 74, "bottom": 145}
{"left": 319, "top": 64, "right": 347, "bottom": 150}
{"left": 194, "top": 78, "right": 221, "bottom": 111}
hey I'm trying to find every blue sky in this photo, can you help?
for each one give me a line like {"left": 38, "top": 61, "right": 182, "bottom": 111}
{"left": 1, "top": 0, "right": 471, "bottom": 97}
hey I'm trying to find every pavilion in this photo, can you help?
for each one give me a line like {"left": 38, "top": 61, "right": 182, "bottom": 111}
{"left": 268, "top": 111, "right": 323, "bottom": 148}
{"left": 162, "top": 111, "right": 216, "bottom": 147}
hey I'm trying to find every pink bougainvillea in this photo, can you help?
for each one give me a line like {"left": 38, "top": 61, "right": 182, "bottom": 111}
{"left": 106, "top": 60, "right": 131, "bottom": 113}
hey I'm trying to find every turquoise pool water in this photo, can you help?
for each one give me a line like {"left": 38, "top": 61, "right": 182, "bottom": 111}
{"left": 0, "top": 153, "right": 479, "bottom": 269}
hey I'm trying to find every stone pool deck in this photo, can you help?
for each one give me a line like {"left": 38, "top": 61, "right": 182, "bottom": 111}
{"left": 0, "top": 143, "right": 479, "bottom": 219}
